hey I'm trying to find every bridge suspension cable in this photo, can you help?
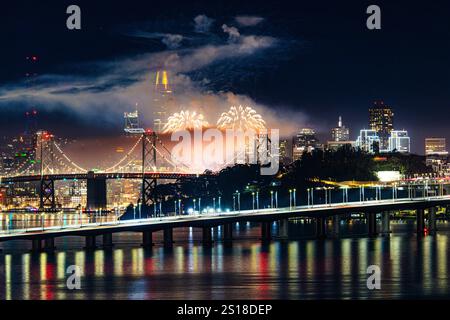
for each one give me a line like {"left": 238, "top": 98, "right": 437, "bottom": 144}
{"left": 53, "top": 141, "right": 87, "bottom": 172}
{"left": 152, "top": 135, "right": 193, "bottom": 172}
{"left": 104, "top": 135, "right": 143, "bottom": 172}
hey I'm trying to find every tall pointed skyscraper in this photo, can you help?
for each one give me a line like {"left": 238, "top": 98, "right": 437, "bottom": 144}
{"left": 331, "top": 116, "right": 350, "bottom": 141}
{"left": 153, "top": 70, "right": 173, "bottom": 132}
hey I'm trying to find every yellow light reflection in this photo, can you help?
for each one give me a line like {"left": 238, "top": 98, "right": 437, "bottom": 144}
{"left": 22, "top": 253, "right": 30, "bottom": 300}
{"left": 114, "top": 249, "right": 124, "bottom": 276}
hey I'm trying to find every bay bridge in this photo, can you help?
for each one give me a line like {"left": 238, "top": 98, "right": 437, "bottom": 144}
{"left": 0, "top": 192, "right": 449, "bottom": 251}
{"left": 1, "top": 129, "right": 208, "bottom": 211}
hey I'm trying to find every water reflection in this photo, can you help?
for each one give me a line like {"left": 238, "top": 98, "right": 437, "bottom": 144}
{"left": 1, "top": 221, "right": 450, "bottom": 299}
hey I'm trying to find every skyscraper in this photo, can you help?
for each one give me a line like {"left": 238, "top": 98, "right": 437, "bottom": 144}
{"left": 331, "top": 116, "right": 350, "bottom": 141}
{"left": 369, "top": 100, "right": 394, "bottom": 150}
{"left": 425, "top": 138, "right": 447, "bottom": 155}
{"left": 355, "top": 129, "right": 380, "bottom": 154}
{"left": 388, "top": 130, "right": 410, "bottom": 153}
{"left": 292, "top": 128, "right": 318, "bottom": 161}
{"left": 153, "top": 70, "right": 173, "bottom": 133}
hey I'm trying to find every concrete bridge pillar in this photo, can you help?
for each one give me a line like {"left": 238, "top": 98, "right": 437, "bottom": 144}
{"left": 85, "top": 235, "right": 97, "bottom": 250}
{"left": 202, "top": 227, "right": 213, "bottom": 246}
{"left": 428, "top": 207, "right": 437, "bottom": 235}
{"left": 261, "top": 221, "right": 272, "bottom": 242}
{"left": 31, "top": 239, "right": 42, "bottom": 252}
{"left": 223, "top": 223, "right": 233, "bottom": 245}
{"left": 87, "top": 172, "right": 107, "bottom": 211}
{"left": 315, "top": 216, "right": 326, "bottom": 239}
{"left": 102, "top": 233, "right": 113, "bottom": 248}
{"left": 44, "top": 238, "right": 56, "bottom": 251}
{"left": 163, "top": 228, "right": 174, "bottom": 247}
{"left": 367, "top": 212, "right": 377, "bottom": 237}
{"left": 142, "top": 231, "right": 153, "bottom": 248}
{"left": 278, "top": 219, "right": 289, "bottom": 240}
{"left": 381, "top": 212, "right": 391, "bottom": 236}
{"left": 331, "top": 215, "right": 340, "bottom": 238}
{"left": 416, "top": 208, "right": 425, "bottom": 236}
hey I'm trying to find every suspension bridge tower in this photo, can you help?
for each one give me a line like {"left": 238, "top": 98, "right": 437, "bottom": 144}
{"left": 141, "top": 129, "right": 158, "bottom": 214}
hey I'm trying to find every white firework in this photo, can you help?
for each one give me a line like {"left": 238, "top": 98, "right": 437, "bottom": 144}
{"left": 162, "top": 110, "right": 209, "bottom": 133}
{"left": 217, "top": 105, "right": 266, "bottom": 132}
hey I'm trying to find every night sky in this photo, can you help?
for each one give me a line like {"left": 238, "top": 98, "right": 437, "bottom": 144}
{"left": 1, "top": 0, "right": 450, "bottom": 154}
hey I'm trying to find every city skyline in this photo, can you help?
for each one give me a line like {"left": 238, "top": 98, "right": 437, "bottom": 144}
{"left": 0, "top": 1, "right": 449, "bottom": 154}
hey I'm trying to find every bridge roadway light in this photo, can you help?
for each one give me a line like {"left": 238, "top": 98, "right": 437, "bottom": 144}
{"left": 235, "top": 191, "right": 241, "bottom": 212}
{"left": 289, "top": 189, "right": 292, "bottom": 210}
{"left": 293, "top": 188, "right": 296, "bottom": 207}
{"left": 270, "top": 191, "right": 274, "bottom": 209}
{"left": 178, "top": 199, "right": 181, "bottom": 215}
{"left": 252, "top": 192, "right": 255, "bottom": 211}
{"left": 218, "top": 196, "right": 221, "bottom": 211}
{"left": 193, "top": 198, "right": 196, "bottom": 213}
{"left": 256, "top": 191, "right": 259, "bottom": 210}
{"left": 275, "top": 191, "right": 278, "bottom": 208}
{"left": 139, "top": 202, "right": 142, "bottom": 219}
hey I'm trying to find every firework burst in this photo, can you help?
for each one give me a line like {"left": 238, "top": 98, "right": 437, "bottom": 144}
{"left": 217, "top": 105, "right": 266, "bottom": 132}
{"left": 162, "top": 110, "right": 209, "bottom": 133}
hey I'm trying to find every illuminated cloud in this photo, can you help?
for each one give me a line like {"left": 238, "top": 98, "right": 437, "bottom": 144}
{"left": 194, "top": 14, "right": 214, "bottom": 33}
{"left": 221, "top": 24, "right": 240, "bottom": 43}
{"left": 161, "top": 34, "right": 183, "bottom": 49}
{"left": 235, "top": 15, "right": 264, "bottom": 27}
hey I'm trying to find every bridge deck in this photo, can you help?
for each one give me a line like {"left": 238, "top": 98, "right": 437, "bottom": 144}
{"left": 1, "top": 196, "right": 449, "bottom": 242}
{"left": 0, "top": 172, "right": 205, "bottom": 183}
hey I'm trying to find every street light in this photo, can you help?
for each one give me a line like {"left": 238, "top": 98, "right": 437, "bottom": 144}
{"left": 139, "top": 203, "right": 142, "bottom": 219}
{"left": 213, "top": 197, "right": 216, "bottom": 212}
{"left": 235, "top": 190, "right": 241, "bottom": 212}
{"left": 289, "top": 189, "right": 292, "bottom": 210}
{"left": 159, "top": 202, "right": 162, "bottom": 216}
{"left": 256, "top": 191, "right": 259, "bottom": 210}
{"left": 174, "top": 200, "right": 177, "bottom": 216}
{"left": 252, "top": 192, "right": 255, "bottom": 211}
{"left": 307, "top": 188, "right": 311, "bottom": 207}
{"left": 198, "top": 198, "right": 201, "bottom": 214}
{"left": 270, "top": 190, "right": 274, "bottom": 209}
{"left": 193, "top": 198, "right": 196, "bottom": 213}
{"left": 293, "top": 188, "right": 296, "bottom": 207}
{"left": 275, "top": 191, "right": 278, "bottom": 208}
{"left": 233, "top": 195, "right": 236, "bottom": 212}
{"left": 218, "top": 196, "right": 221, "bottom": 211}
{"left": 178, "top": 199, "right": 181, "bottom": 215}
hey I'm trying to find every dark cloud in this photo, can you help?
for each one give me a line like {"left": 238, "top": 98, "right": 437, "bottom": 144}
{"left": 194, "top": 14, "right": 214, "bottom": 33}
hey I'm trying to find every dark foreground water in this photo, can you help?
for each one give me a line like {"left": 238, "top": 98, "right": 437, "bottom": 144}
{"left": 1, "top": 218, "right": 450, "bottom": 299}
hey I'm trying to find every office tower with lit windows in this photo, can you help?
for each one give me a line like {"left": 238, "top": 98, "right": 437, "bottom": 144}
{"left": 153, "top": 70, "right": 173, "bottom": 133}
{"left": 425, "top": 138, "right": 447, "bottom": 155}
{"left": 331, "top": 116, "right": 350, "bottom": 142}
{"left": 369, "top": 100, "right": 394, "bottom": 150}
{"left": 292, "top": 128, "right": 318, "bottom": 161}
{"left": 388, "top": 130, "right": 410, "bottom": 153}
{"left": 355, "top": 129, "right": 380, "bottom": 154}
{"left": 425, "top": 138, "right": 448, "bottom": 173}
